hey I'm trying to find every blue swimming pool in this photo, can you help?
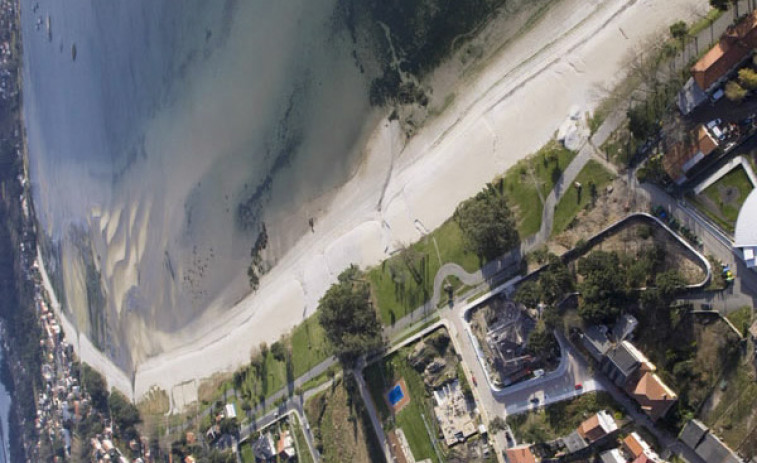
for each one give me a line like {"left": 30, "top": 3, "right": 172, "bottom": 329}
{"left": 387, "top": 384, "right": 405, "bottom": 406}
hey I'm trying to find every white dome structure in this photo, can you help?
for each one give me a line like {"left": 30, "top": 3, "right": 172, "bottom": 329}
{"left": 735, "top": 188, "right": 757, "bottom": 268}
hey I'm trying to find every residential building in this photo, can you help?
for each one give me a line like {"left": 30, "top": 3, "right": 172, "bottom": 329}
{"left": 623, "top": 432, "right": 662, "bottom": 461}
{"left": 504, "top": 445, "right": 537, "bottom": 463}
{"left": 734, "top": 188, "right": 757, "bottom": 268}
{"left": 582, "top": 325, "right": 611, "bottom": 362}
{"left": 277, "top": 430, "right": 296, "bottom": 460}
{"left": 225, "top": 403, "right": 236, "bottom": 420}
{"left": 679, "top": 419, "right": 709, "bottom": 449}
{"left": 600, "top": 448, "right": 628, "bottom": 463}
{"left": 432, "top": 379, "right": 478, "bottom": 446}
{"left": 601, "top": 341, "right": 655, "bottom": 388}
{"left": 576, "top": 410, "right": 618, "bottom": 443}
{"left": 691, "top": 11, "right": 757, "bottom": 93}
{"left": 612, "top": 314, "right": 639, "bottom": 342}
{"left": 252, "top": 432, "right": 276, "bottom": 462}
{"left": 662, "top": 125, "right": 719, "bottom": 185}
{"left": 679, "top": 420, "right": 743, "bottom": 463}
{"left": 626, "top": 372, "right": 678, "bottom": 421}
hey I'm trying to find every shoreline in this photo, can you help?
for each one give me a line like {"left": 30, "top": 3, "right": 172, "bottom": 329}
{"left": 35, "top": 0, "right": 710, "bottom": 405}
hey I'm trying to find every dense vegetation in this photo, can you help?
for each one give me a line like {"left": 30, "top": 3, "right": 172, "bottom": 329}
{"left": 454, "top": 183, "right": 520, "bottom": 261}
{"left": 0, "top": 92, "right": 41, "bottom": 463}
{"left": 318, "top": 266, "right": 384, "bottom": 366}
{"left": 576, "top": 249, "right": 684, "bottom": 325}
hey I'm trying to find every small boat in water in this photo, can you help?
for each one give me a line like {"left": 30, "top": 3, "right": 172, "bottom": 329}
{"left": 46, "top": 15, "right": 52, "bottom": 41}
{"left": 71, "top": 43, "right": 77, "bottom": 62}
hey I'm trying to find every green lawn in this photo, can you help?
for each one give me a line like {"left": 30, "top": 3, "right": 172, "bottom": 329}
{"left": 702, "top": 344, "right": 757, "bottom": 451}
{"left": 688, "top": 8, "right": 725, "bottom": 37}
{"left": 305, "top": 378, "right": 384, "bottom": 463}
{"left": 364, "top": 349, "right": 443, "bottom": 463}
{"left": 208, "top": 316, "right": 331, "bottom": 408}
{"left": 552, "top": 160, "right": 615, "bottom": 235}
{"left": 368, "top": 218, "right": 479, "bottom": 325}
{"left": 368, "top": 139, "right": 575, "bottom": 326}
{"left": 726, "top": 306, "right": 753, "bottom": 337}
{"left": 507, "top": 392, "right": 622, "bottom": 443}
{"left": 240, "top": 442, "right": 254, "bottom": 463}
{"left": 501, "top": 140, "right": 577, "bottom": 237}
{"left": 291, "top": 414, "right": 315, "bottom": 463}
{"left": 290, "top": 316, "right": 331, "bottom": 378}
{"left": 700, "top": 166, "right": 754, "bottom": 227}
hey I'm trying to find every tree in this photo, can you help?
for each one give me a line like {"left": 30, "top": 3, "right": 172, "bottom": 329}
{"left": 454, "top": 187, "right": 519, "bottom": 261}
{"left": 80, "top": 363, "right": 109, "bottom": 412}
{"left": 669, "top": 21, "right": 688, "bottom": 43}
{"left": 539, "top": 254, "right": 574, "bottom": 305}
{"left": 738, "top": 68, "right": 757, "bottom": 90}
{"left": 318, "top": 265, "right": 384, "bottom": 366}
{"left": 270, "top": 341, "right": 287, "bottom": 362}
{"left": 108, "top": 389, "right": 141, "bottom": 440}
{"left": 527, "top": 325, "right": 559, "bottom": 360}
{"left": 627, "top": 105, "right": 658, "bottom": 141}
{"left": 725, "top": 80, "right": 747, "bottom": 102}
{"left": 577, "top": 251, "right": 626, "bottom": 324}
{"left": 655, "top": 270, "right": 685, "bottom": 303}
{"left": 489, "top": 416, "right": 507, "bottom": 433}
{"left": 514, "top": 280, "right": 540, "bottom": 309}
{"left": 709, "top": 0, "right": 729, "bottom": 9}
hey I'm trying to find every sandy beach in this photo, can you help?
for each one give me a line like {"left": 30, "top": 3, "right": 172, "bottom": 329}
{"left": 38, "top": 0, "right": 709, "bottom": 404}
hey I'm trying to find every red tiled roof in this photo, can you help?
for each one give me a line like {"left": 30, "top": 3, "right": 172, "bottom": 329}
{"left": 691, "top": 11, "right": 757, "bottom": 90}
{"left": 663, "top": 125, "right": 718, "bottom": 184}
{"left": 505, "top": 445, "right": 537, "bottom": 463}
{"left": 624, "top": 434, "right": 645, "bottom": 458}
{"left": 628, "top": 372, "right": 678, "bottom": 421}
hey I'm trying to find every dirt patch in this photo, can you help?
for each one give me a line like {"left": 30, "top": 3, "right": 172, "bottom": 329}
{"left": 550, "top": 177, "right": 644, "bottom": 256}
{"left": 548, "top": 177, "right": 705, "bottom": 285}
{"left": 305, "top": 378, "right": 381, "bottom": 463}
{"left": 585, "top": 222, "right": 705, "bottom": 285}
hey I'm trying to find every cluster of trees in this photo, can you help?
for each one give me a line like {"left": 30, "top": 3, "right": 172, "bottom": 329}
{"left": 514, "top": 254, "right": 574, "bottom": 309}
{"left": 576, "top": 249, "right": 685, "bottom": 325}
{"left": 514, "top": 254, "right": 573, "bottom": 360}
{"left": 318, "top": 266, "right": 384, "bottom": 366}
{"left": 725, "top": 67, "right": 757, "bottom": 103}
{"left": 76, "top": 363, "right": 142, "bottom": 441}
{"left": 454, "top": 183, "right": 519, "bottom": 261}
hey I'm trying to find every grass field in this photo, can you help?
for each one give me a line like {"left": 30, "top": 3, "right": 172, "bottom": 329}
{"left": 368, "top": 139, "right": 575, "bottom": 326}
{"left": 240, "top": 442, "right": 254, "bottom": 463}
{"left": 292, "top": 413, "right": 315, "bottom": 463}
{"left": 698, "top": 166, "right": 754, "bottom": 229}
{"left": 507, "top": 392, "right": 622, "bottom": 443}
{"left": 368, "top": 218, "right": 479, "bottom": 325}
{"left": 727, "top": 306, "right": 754, "bottom": 337}
{"left": 702, "top": 346, "right": 757, "bottom": 456}
{"left": 501, "top": 140, "right": 577, "bottom": 237}
{"left": 205, "top": 315, "right": 331, "bottom": 409}
{"left": 552, "top": 160, "right": 615, "bottom": 235}
{"left": 305, "top": 378, "right": 384, "bottom": 463}
{"left": 636, "top": 312, "right": 741, "bottom": 426}
{"left": 364, "top": 349, "right": 442, "bottom": 463}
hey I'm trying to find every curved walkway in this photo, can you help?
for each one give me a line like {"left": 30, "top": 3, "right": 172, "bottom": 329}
{"left": 431, "top": 263, "right": 484, "bottom": 307}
